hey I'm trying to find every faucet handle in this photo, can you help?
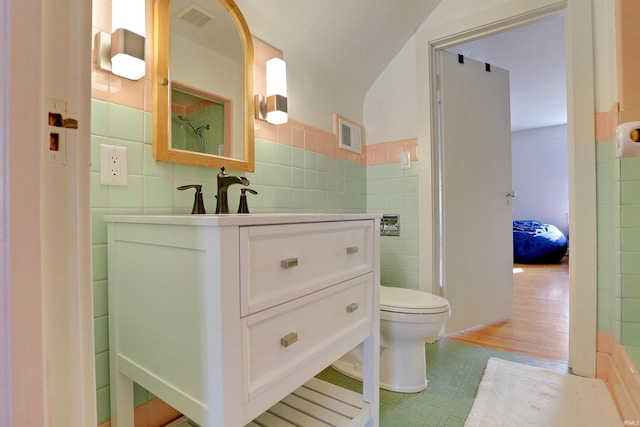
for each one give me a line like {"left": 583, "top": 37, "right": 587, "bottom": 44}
{"left": 237, "top": 188, "right": 258, "bottom": 214}
{"left": 177, "top": 184, "right": 201, "bottom": 191}
{"left": 177, "top": 184, "right": 206, "bottom": 214}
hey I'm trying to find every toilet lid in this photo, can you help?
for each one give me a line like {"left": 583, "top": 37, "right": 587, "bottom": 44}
{"left": 380, "top": 286, "right": 450, "bottom": 314}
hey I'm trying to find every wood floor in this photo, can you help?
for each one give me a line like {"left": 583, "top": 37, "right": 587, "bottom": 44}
{"left": 447, "top": 257, "right": 569, "bottom": 362}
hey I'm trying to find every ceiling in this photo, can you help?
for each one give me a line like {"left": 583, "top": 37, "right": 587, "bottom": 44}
{"left": 195, "top": 1, "right": 566, "bottom": 133}
{"left": 236, "top": 0, "right": 442, "bottom": 104}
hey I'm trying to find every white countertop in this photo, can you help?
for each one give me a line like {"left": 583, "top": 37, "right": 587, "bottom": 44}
{"left": 104, "top": 213, "right": 382, "bottom": 227}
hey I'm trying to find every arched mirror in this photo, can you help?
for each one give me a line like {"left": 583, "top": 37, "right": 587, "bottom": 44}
{"left": 153, "top": 0, "right": 255, "bottom": 171}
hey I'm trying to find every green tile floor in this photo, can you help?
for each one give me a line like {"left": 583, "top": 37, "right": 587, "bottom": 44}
{"left": 317, "top": 340, "right": 569, "bottom": 427}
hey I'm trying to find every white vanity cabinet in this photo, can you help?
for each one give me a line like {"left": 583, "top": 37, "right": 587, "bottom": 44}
{"left": 106, "top": 214, "right": 380, "bottom": 427}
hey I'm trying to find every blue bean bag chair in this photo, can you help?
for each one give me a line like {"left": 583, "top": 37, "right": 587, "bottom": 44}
{"left": 513, "top": 220, "right": 568, "bottom": 264}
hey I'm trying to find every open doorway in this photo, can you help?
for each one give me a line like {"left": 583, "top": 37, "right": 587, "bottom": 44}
{"left": 417, "top": 0, "right": 596, "bottom": 378}
{"left": 436, "top": 15, "right": 570, "bottom": 364}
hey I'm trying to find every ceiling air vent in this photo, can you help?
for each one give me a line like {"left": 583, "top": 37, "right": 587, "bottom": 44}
{"left": 175, "top": 4, "right": 218, "bottom": 28}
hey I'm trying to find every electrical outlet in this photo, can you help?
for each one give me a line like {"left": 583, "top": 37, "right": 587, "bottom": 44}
{"left": 100, "top": 144, "right": 128, "bottom": 186}
{"left": 109, "top": 153, "right": 122, "bottom": 177}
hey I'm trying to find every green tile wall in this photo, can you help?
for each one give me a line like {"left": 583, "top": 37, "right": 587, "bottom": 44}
{"left": 367, "top": 162, "right": 420, "bottom": 289}
{"left": 250, "top": 139, "right": 367, "bottom": 213}
{"left": 620, "top": 153, "right": 640, "bottom": 346}
{"left": 596, "top": 139, "right": 620, "bottom": 338}
{"left": 90, "top": 100, "right": 369, "bottom": 424}
{"left": 596, "top": 138, "right": 640, "bottom": 352}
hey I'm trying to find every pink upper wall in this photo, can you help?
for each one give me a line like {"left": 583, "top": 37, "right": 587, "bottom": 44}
{"left": 616, "top": 0, "right": 640, "bottom": 119}
{"left": 92, "top": 0, "right": 151, "bottom": 111}
{"left": 596, "top": 0, "right": 640, "bottom": 143}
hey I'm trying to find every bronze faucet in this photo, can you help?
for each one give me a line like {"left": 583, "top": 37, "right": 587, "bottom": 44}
{"left": 216, "top": 166, "right": 249, "bottom": 214}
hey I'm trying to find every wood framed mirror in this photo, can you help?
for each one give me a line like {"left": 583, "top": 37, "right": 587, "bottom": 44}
{"left": 152, "top": 0, "right": 255, "bottom": 171}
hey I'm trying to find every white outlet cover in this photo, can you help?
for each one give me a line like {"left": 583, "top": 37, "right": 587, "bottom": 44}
{"left": 100, "top": 144, "right": 128, "bottom": 186}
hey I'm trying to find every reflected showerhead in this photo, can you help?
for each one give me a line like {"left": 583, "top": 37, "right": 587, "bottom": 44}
{"left": 177, "top": 115, "right": 197, "bottom": 133}
{"left": 177, "top": 115, "right": 210, "bottom": 152}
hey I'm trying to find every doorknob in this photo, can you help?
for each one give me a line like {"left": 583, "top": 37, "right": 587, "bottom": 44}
{"left": 506, "top": 190, "right": 516, "bottom": 205}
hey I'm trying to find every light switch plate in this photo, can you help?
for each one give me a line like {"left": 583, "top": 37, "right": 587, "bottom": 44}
{"left": 400, "top": 151, "right": 411, "bottom": 169}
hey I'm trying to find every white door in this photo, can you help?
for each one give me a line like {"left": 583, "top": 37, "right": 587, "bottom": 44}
{"left": 438, "top": 51, "right": 513, "bottom": 334}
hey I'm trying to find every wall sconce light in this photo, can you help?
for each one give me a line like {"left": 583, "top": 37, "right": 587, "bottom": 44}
{"left": 255, "top": 58, "right": 288, "bottom": 125}
{"left": 94, "top": 0, "right": 146, "bottom": 81}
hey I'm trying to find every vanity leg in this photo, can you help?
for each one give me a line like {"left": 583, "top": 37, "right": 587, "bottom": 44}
{"left": 110, "top": 370, "right": 134, "bottom": 427}
{"left": 362, "top": 333, "right": 380, "bottom": 426}
{"left": 364, "top": 219, "right": 381, "bottom": 427}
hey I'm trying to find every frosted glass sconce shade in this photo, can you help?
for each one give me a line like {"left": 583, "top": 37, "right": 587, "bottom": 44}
{"left": 255, "top": 58, "right": 288, "bottom": 125}
{"left": 94, "top": 0, "right": 146, "bottom": 81}
{"left": 110, "top": 29, "right": 145, "bottom": 80}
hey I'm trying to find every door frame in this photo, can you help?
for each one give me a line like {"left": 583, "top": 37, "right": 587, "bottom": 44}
{"left": 416, "top": 0, "right": 597, "bottom": 377}
{"left": 1, "top": 0, "right": 11, "bottom": 422}
{"left": 3, "top": 0, "right": 96, "bottom": 424}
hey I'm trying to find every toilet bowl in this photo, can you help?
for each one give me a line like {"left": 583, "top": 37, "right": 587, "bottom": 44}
{"left": 332, "top": 285, "right": 450, "bottom": 393}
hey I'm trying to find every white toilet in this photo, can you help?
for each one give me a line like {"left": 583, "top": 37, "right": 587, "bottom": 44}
{"left": 332, "top": 285, "right": 450, "bottom": 393}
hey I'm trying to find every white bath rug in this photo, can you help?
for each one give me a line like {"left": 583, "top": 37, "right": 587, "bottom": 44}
{"left": 465, "top": 357, "right": 622, "bottom": 427}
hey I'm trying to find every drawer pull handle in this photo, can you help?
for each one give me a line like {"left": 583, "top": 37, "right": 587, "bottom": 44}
{"left": 346, "top": 303, "right": 359, "bottom": 313}
{"left": 280, "top": 258, "right": 299, "bottom": 269}
{"left": 346, "top": 246, "right": 359, "bottom": 254}
{"left": 280, "top": 332, "right": 298, "bottom": 348}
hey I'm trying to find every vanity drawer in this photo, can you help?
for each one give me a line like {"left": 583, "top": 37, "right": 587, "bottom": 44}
{"left": 242, "top": 273, "right": 373, "bottom": 400}
{"left": 240, "top": 220, "right": 374, "bottom": 315}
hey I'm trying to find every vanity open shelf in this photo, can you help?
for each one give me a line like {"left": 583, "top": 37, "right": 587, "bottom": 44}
{"left": 247, "top": 377, "right": 370, "bottom": 427}
{"left": 106, "top": 214, "right": 380, "bottom": 427}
